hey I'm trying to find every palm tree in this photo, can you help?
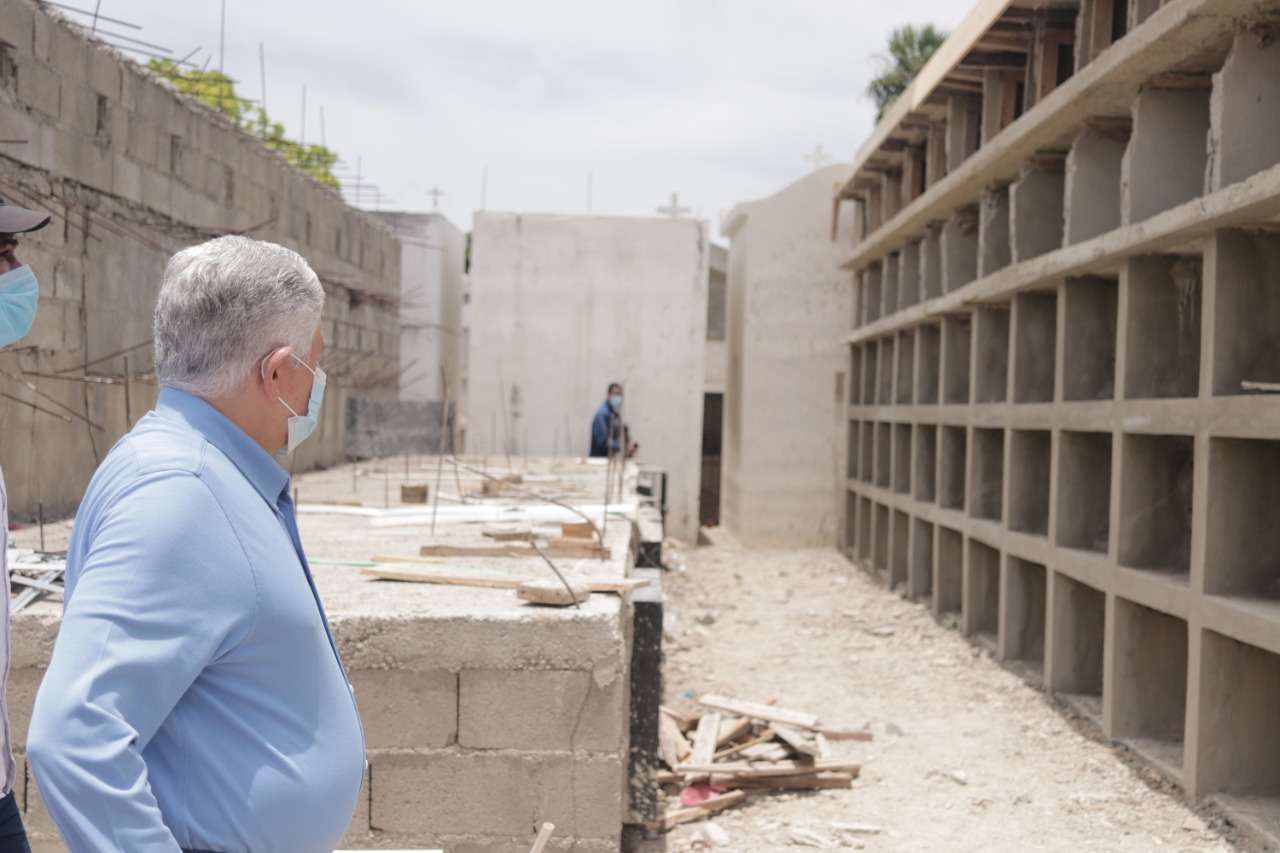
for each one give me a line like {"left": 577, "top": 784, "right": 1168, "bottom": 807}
{"left": 867, "top": 24, "right": 949, "bottom": 122}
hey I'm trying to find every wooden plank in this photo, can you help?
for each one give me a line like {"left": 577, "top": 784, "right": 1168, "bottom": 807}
{"left": 689, "top": 712, "right": 721, "bottom": 768}
{"left": 516, "top": 579, "right": 590, "bottom": 606}
{"left": 420, "top": 544, "right": 516, "bottom": 557}
{"left": 482, "top": 528, "right": 535, "bottom": 541}
{"left": 658, "top": 712, "right": 690, "bottom": 769}
{"left": 674, "top": 758, "right": 860, "bottom": 778}
{"left": 560, "top": 521, "right": 596, "bottom": 539}
{"left": 659, "top": 704, "right": 697, "bottom": 732}
{"left": 371, "top": 554, "right": 446, "bottom": 565}
{"left": 360, "top": 565, "right": 649, "bottom": 593}
{"left": 772, "top": 722, "right": 822, "bottom": 758}
{"left": 715, "top": 715, "right": 752, "bottom": 747}
{"left": 714, "top": 727, "right": 776, "bottom": 761}
{"left": 817, "top": 726, "right": 874, "bottom": 742}
{"left": 698, "top": 695, "right": 821, "bottom": 729}
{"left": 708, "top": 771, "right": 856, "bottom": 791}
{"left": 738, "top": 742, "right": 790, "bottom": 762}
{"left": 662, "top": 790, "right": 746, "bottom": 830}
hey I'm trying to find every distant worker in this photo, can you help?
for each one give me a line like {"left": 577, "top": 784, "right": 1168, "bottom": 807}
{"left": 0, "top": 196, "right": 53, "bottom": 853}
{"left": 590, "top": 382, "right": 637, "bottom": 458}
{"left": 29, "top": 236, "right": 365, "bottom": 853}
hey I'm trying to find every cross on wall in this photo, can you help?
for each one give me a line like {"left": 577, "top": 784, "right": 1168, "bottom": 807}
{"left": 657, "top": 192, "right": 691, "bottom": 218}
{"left": 806, "top": 143, "right": 832, "bottom": 171}
{"left": 427, "top": 186, "right": 444, "bottom": 210}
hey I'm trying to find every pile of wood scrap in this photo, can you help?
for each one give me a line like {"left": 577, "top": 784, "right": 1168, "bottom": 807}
{"left": 658, "top": 694, "right": 870, "bottom": 829}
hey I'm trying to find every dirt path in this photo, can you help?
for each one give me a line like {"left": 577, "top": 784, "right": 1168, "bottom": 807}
{"left": 658, "top": 534, "right": 1246, "bottom": 852}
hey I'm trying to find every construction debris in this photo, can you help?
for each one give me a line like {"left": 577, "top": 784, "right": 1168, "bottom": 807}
{"left": 657, "top": 695, "right": 869, "bottom": 830}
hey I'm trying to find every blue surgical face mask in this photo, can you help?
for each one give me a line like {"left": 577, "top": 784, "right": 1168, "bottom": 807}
{"left": 273, "top": 353, "right": 326, "bottom": 455}
{"left": 609, "top": 394, "right": 623, "bottom": 409}
{"left": 0, "top": 265, "right": 39, "bottom": 348}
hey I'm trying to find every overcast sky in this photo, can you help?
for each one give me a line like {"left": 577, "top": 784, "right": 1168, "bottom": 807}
{"left": 69, "top": 1, "right": 970, "bottom": 240}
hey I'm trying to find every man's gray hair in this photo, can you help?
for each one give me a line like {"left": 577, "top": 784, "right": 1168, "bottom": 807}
{"left": 154, "top": 236, "right": 325, "bottom": 399}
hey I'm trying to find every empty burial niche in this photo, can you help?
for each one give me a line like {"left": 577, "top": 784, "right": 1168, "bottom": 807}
{"left": 914, "top": 424, "right": 938, "bottom": 503}
{"left": 878, "top": 338, "right": 895, "bottom": 405}
{"left": 1009, "top": 430, "right": 1052, "bottom": 536}
{"left": 892, "top": 423, "right": 912, "bottom": 494}
{"left": 1056, "top": 430, "right": 1113, "bottom": 554}
{"left": 864, "top": 264, "right": 883, "bottom": 324}
{"left": 1124, "top": 255, "right": 1201, "bottom": 399}
{"left": 857, "top": 496, "right": 873, "bottom": 560}
{"left": 978, "top": 185, "right": 1012, "bottom": 278}
{"left": 1211, "top": 230, "right": 1280, "bottom": 395}
{"left": 859, "top": 420, "right": 875, "bottom": 483}
{"left": 883, "top": 253, "right": 901, "bottom": 317}
{"left": 891, "top": 509, "right": 910, "bottom": 589}
{"left": 1110, "top": 599, "right": 1187, "bottom": 764}
{"left": 1064, "top": 122, "right": 1130, "bottom": 245}
{"left": 843, "top": 491, "right": 857, "bottom": 553}
{"left": 1122, "top": 86, "right": 1211, "bottom": 225}
{"left": 848, "top": 346, "right": 863, "bottom": 406}
{"left": 874, "top": 422, "right": 892, "bottom": 489}
{"left": 873, "top": 503, "right": 890, "bottom": 576}
{"left": 941, "top": 206, "right": 979, "bottom": 293}
{"left": 862, "top": 344, "right": 879, "bottom": 406}
{"left": 910, "top": 518, "right": 934, "bottom": 600}
{"left": 846, "top": 422, "right": 861, "bottom": 481}
{"left": 1004, "top": 557, "right": 1047, "bottom": 669}
{"left": 939, "top": 426, "right": 968, "bottom": 511}
{"left": 1061, "top": 276, "right": 1118, "bottom": 401}
{"left": 1209, "top": 29, "right": 1280, "bottom": 192}
{"left": 1205, "top": 438, "right": 1280, "bottom": 597}
{"left": 1009, "top": 160, "right": 1066, "bottom": 263}
{"left": 895, "top": 329, "right": 915, "bottom": 405}
{"left": 969, "top": 428, "right": 1005, "bottom": 522}
{"left": 1119, "top": 433, "right": 1193, "bottom": 579}
{"left": 1049, "top": 573, "right": 1105, "bottom": 697}
{"left": 900, "top": 240, "right": 922, "bottom": 310}
{"left": 942, "top": 314, "right": 973, "bottom": 405}
{"left": 916, "top": 323, "right": 942, "bottom": 404}
{"left": 965, "top": 539, "right": 1000, "bottom": 640}
{"left": 973, "top": 305, "right": 1011, "bottom": 403}
{"left": 1196, "top": 631, "right": 1280, "bottom": 797}
{"left": 920, "top": 227, "right": 944, "bottom": 301}
{"left": 935, "top": 527, "right": 964, "bottom": 615}
{"left": 1012, "top": 291, "right": 1058, "bottom": 403}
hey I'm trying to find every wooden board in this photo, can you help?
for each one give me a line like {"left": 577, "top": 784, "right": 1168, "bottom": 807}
{"left": 817, "top": 726, "right": 874, "bottom": 742}
{"left": 715, "top": 715, "right": 752, "bottom": 747}
{"left": 698, "top": 694, "right": 821, "bottom": 729}
{"left": 560, "top": 521, "right": 596, "bottom": 539}
{"left": 708, "top": 771, "right": 855, "bottom": 791}
{"left": 516, "top": 579, "right": 590, "bottom": 606}
{"left": 772, "top": 722, "right": 822, "bottom": 758}
{"left": 418, "top": 543, "right": 612, "bottom": 560}
{"left": 674, "top": 757, "right": 860, "bottom": 778}
{"left": 662, "top": 790, "right": 746, "bottom": 829}
{"left": 658, "top": 712, "right": 690, "bottom": 769}
{"left": 361, "top": 565, "right": 650, "bottom": 593}
{"left": 689, "top": 712, "right": 721, "bottom": 768}
{"left": 482, "top": 528, "right": 534, "bottom": 541}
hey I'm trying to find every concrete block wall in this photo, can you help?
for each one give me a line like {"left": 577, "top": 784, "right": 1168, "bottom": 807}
{"left": 0, "top": 0, "right": 401, "bottom": 519}
{"left": 840, "top": 1, "right": 1280, "bottom": 846}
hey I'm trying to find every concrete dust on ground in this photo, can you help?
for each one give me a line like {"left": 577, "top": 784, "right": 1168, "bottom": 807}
{"left": 658, "top": 533, "right": 1248, "bottom": 852}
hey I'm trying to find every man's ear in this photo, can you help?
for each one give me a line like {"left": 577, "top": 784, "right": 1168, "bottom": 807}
{"left": 259, "top": 346, "right": 293, "bottom": 395}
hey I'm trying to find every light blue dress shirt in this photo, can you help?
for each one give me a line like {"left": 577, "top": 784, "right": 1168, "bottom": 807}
{"left": 28, "top": 388, "right": 365, "bottom": 853}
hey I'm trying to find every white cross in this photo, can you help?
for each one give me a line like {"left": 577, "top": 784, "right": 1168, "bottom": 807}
{"left": 427, "top": 186, "right": 444, "bottom": 210}
{"left": 805, "top": 143, "right": 832, "bottom": 171}
{"left": 657, "top": 192, "right": 690, "bottom": 218}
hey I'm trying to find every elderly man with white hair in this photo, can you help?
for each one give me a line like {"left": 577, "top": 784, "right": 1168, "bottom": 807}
{"left": 28, "top": 236, "right": 365, "bottom": 853}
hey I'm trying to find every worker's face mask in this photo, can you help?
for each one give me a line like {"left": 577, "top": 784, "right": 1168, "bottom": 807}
{"left": 0, "top": 265, "right": 38, "bottom": 348}
{"left": 609, "top": 394, "right": 623, "bottom": 409}
{"left": 265, "top": 352, "right": 326, "bottom": 455}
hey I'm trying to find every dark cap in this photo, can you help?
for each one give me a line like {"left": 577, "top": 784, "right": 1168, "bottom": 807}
{"left": 0, "top": 197, "right": 51, "bottom": 234}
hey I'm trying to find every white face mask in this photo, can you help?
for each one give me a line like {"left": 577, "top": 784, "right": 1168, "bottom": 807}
{"left": 262, "top": 351, "right": 326, "bottom": 455}
{"left": 0, "top": 265, "right": 38, "bottom": 348}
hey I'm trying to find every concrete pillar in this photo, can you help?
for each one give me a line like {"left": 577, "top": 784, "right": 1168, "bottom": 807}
{"left": 978, "top": 186, "right": 1012, "bottom": 277}
{"left": 1208, "top": 29, "right": 1280, "bottom": 190}
{"left": 941, "top": 206, "right": 979, "bottom": 293}
{"left": 946, "top": 95, "right": 982, "bottom": 173}
{"left": 981, "top": 69, "right": 1010, "bottom": 145}
{"left": 1064, "top": 125, "right": 1129, "bottom": 245}
{"left": 1121, "top": 87, "right": 1210, "bottom": 224}
{"left": 1010, "top": 162, "right": 1066, "bottom": 262}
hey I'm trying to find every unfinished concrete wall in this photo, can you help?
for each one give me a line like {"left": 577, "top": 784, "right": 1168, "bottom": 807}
{"left": 0, "top": 0, "right": 401, "bottom": 519}
{"left": 842, "top": 1, "right": 1280, "bottom": 842}
{"left": 719, "top": 164, "right": 853, "bottom": 547}
{"left": 378, "top": 212, "right": 467, "bottom": 406}
{"left": 467, "top": 213, "right": 708, "bottom": 541}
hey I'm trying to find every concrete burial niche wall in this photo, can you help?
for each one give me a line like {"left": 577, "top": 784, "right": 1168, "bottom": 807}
{"left": 0, "top": 0, "right": 401, "bottom": 519}
{"left": 467, "top": 212, "right": 708, "bottom": 541}
{"left": 719, "top": 164, "right": 855, "bottom": 547}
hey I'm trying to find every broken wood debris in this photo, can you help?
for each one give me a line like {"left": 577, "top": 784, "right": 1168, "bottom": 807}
{"left": 657, "top": 697, "right": 870, "bottom": 830}
{"left": 419, "top": 542, "right": 611, "bottom": 560}
{"left": 360, "top": 563, "right": 649, "bottom": 594}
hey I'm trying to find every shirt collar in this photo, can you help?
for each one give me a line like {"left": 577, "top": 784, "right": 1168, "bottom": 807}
{"left": 155, "top": 386, "right": 290, "bottom": 507}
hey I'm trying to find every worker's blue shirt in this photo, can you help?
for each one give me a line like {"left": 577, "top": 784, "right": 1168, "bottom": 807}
{"left": 28, "top": 387, "right": 365, "bottom": 853}
{"left": 589, "top": 401, "right": 621, "bottom": 457}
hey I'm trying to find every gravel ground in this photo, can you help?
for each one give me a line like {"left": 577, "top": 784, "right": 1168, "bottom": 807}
{"left": 658, "top": 532, "right": 1252, "bottom": 853}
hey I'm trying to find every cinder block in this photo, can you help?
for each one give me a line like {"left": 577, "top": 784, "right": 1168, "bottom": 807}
{"left": 0, "top": 1, "right": 35, "bottom": 53}
{"left": 0, "top": 108, "right": 41, "bottom": 169}
{"left": 535, "top": 753, "right": 624, "bottom": 840}
{"left": 112, "top": 155, "right": 142, "bottom": 204}
{"left": 16, "top": 58, "right": 60, "bottom": 121}
{"left": 351, "top": 669, "right": 456, "bottom": 749}
{"left": 31, "top": 10, "right": 50, "bottom": 62}
{"left": 45, "top": 23, "right": 87, "bottom": 84}
{"left": 86, "top": 46, "right": 121, "bottom": 100}
{"left": 459, "top": 669, "right": 625, "bottom": 753}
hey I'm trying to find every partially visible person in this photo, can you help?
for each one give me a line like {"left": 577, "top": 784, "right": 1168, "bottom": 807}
{"left": 0, "top": 197, "right": 52, "bottom": 853}
{"left": 589, "top": 382, "right": 637, "bottom": 458}
{"left": 28, "top": 236, "right": 365, "bottom": 853}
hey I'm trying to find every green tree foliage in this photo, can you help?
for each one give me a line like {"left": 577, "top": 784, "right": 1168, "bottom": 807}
{"left": 148, "top": 60, "right": 339, "bottom": 189}
{"left": 867, "top": 24, "right": 949, "bottom": 122}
